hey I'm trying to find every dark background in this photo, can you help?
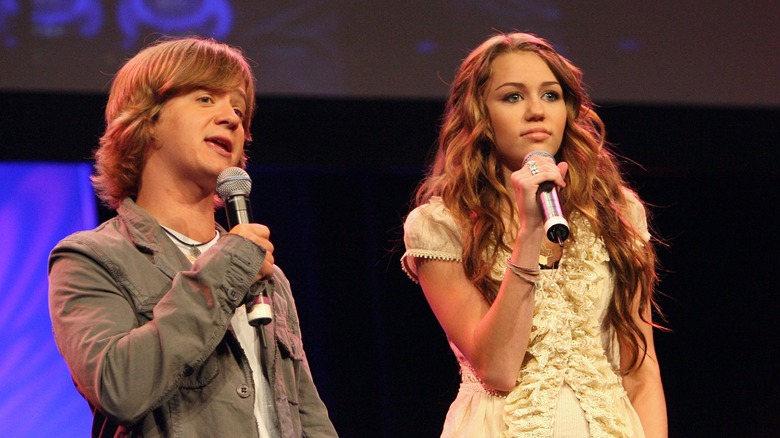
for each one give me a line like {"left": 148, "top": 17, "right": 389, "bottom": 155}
{"left": 2, "top": 91, "right": 779, "bottom": 437}
{"left": 3, "top": 1, "right": 780, "bottom": 435}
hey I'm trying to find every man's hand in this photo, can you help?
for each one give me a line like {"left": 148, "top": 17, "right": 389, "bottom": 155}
{"left": 229, "top": 223, "right": 275, "bottom": 281}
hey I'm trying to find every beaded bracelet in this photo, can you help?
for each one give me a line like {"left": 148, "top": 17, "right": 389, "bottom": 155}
{"left": 506, "top": 258, "right": 540, "bottom": 286}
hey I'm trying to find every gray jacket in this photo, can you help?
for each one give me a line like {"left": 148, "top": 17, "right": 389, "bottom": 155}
{"left": 48, "top": 198, "right": 337, "bottom": 437}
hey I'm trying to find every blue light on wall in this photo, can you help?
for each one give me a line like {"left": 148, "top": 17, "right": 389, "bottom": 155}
{"left": 0, "top": 162, "right": 96, "bottom": 436}
{"left": 118, "top": 0, "right": 233, "bottom": 49}
{"left": 0, "top": 0, "right": 20, "bottom": 46}
{"left": 32, "top": 0, "right": 103, "bottom": 38}
{"left": 2, "top": 0, "right": 234, "bottom": 49}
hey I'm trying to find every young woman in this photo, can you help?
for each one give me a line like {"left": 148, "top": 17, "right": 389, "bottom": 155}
{"left": 402, "top": 32, "right": 667, "bottom": 437}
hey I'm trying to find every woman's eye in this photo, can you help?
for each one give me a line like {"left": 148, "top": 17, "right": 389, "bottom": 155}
{"left": 503, "top": 92, "right": 521, "bottom": 103}
{"left": 233, "top": 108, "right": 244, "bottom": 119}
{"left": 543, "top": 91, "right": 561, "bottom": 101}
{"left": 198, "top": 96, "right": 214, "bottom": 104}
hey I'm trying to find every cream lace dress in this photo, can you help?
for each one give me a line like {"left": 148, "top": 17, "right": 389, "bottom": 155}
{"left": 401, "top": 195, "right": 648, "bottom": 438}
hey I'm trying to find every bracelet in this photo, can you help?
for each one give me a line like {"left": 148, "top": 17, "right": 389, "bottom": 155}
{"left": 506, "top": 258, "right": 540, "bottom": 286}
{"left": 506, "top": 258, "right": 540, "bottom": 275}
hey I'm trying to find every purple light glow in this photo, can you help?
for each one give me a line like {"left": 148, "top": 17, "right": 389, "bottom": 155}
{"left": 0, "top": 162, "right": 95, "bottom": 436}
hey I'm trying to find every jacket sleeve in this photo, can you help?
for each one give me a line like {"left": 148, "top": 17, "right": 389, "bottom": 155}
{"left": 297, "top": 351, "right": 339, "bottom": 437}
{"left": 48, "top": 231, "right": 264, "bottom": 424}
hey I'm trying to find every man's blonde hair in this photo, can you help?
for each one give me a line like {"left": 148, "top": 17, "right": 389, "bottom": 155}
{"left": 92, "top": 37, "right": 256, "bottom": 209}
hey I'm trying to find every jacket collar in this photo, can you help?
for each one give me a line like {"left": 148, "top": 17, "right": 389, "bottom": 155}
{"left": 117, "top": 197, "right": 167, "bottom": 256}
{"left": 116, "top": 198, "right": 228, "bottom": 275}
{"left": 117, "top": 198, "right": 199, "bottom": 277}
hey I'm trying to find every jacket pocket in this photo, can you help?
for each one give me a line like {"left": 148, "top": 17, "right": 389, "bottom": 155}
{"left": 179, "top": 353, "right": 220, "bottom": 389}
{"left": 272, "top": 296, "right": 304, "bottom": 361}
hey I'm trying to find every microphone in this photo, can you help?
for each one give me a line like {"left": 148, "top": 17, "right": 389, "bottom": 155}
{"left": 217, "top": 167, "right": 272, "bottom": 327}
{"left": 522, "top": 151, "right": 569, "bottom": 246}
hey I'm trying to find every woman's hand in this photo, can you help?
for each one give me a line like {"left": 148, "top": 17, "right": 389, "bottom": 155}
{"left": 509, "top": 156, "right": 568, "bottom": 232}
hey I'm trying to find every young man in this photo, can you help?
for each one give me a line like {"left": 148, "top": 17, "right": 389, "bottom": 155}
{"left": 48, "top": 37, "right": 337, "bottom": 437}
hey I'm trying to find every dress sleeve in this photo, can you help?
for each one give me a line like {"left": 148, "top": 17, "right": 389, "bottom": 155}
{"left": 401, "top": 197, "right": 463, "bottom": 283}
{"left": 623, "top": 188, "right": 651, "bottom": 242}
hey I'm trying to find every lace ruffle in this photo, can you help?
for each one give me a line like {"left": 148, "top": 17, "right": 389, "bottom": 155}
{"left": 501, "top": 212, "right": 634, "bottom": 437}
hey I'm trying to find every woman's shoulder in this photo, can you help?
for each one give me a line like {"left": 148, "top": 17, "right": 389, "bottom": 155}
{"left": 621, "top": 187, "right": 651, "bottom": 241}
{"left": 402, "top": 197, "right": 464, "bottom": 281}
{"left": 407, "top": 195, "right": 449, "bottom": 217}
{"left": 621, "top": 187, "right": 643, "bottom": 208}
{"left": 404, "top": 196, "right": 460, "bottom": 235}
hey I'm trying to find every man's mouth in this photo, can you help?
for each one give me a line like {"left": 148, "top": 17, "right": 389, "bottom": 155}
{"left": 206, "top": 136, "right": 232, "bottom": 153}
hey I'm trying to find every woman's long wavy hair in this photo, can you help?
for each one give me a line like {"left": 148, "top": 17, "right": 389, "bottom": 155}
{"left": 413, "top": 32, "right": 663, "bottom": 373}
{"left": 92, "top": 37, "right": 256, "bottom": 209}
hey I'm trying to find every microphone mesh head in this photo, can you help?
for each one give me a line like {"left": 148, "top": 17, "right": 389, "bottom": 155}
{"left": 216, "top": 167, "right": 252, "bottom": 200}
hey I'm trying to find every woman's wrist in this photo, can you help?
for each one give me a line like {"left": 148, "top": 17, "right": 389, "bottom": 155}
{"left": 506, "top": 258, "right": 540, "bottom": 285}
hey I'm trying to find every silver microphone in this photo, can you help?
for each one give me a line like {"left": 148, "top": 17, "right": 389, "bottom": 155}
{"left": 522, "top": 151, "right": 569, "bottom": 246}
{"left": 216, "top": 167, "right": 272, "bottom": 327}
{"left": 216, "top": 167, "right": 253, "bottom": 227}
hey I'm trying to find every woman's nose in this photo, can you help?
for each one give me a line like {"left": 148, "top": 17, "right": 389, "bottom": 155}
{"left": 524, "top": 98, "right": 545, "bottom": 120}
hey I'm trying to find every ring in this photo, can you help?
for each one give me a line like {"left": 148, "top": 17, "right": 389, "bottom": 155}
{"left": 526, "top": 160, "right": 539, "bottom": 175}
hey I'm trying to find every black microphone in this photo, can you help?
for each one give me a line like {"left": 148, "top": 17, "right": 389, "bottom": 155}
{"left": 522, "top": 151, "right": 569, "bottom": 246}
{"left": 216, "top": 167, "right": 272, "bottom": 327}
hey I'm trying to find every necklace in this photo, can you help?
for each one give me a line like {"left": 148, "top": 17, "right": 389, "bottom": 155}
{"left": 161, "top": 226, "right": 217, "bottom": 260}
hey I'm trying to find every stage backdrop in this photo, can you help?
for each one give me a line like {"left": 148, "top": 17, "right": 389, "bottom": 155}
{"left": 0, "top": 163, "right": 95, "bottom": 436}
{"left": 1, "top": 0, "right": 778, "bottom": 107}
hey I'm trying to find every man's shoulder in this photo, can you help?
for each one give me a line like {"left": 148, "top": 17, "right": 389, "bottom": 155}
{"left": 50, "top": 215, "right": 144, "bottom": 269}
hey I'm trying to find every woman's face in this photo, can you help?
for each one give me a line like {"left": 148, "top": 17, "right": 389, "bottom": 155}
{"left": 484, "top": 51, "right": 567, "bottom": 172}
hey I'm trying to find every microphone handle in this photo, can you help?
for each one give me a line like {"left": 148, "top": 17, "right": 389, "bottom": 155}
{"left": 522, "top": 151, "right": 569, "bottom": 246}
{"left": 538, "top": 182, "right": 569, "bottom": 246}
{"left": 225, "top": 195, "right": 253, "bottom": 228}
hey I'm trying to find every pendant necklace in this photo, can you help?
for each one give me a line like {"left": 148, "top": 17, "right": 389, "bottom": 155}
{"left": 162, "top": 226, "right": 218, "bottom": 261}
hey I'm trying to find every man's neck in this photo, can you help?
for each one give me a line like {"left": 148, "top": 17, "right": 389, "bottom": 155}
{"left": 136, "top": 190, "right": 217, "bottom": 242}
